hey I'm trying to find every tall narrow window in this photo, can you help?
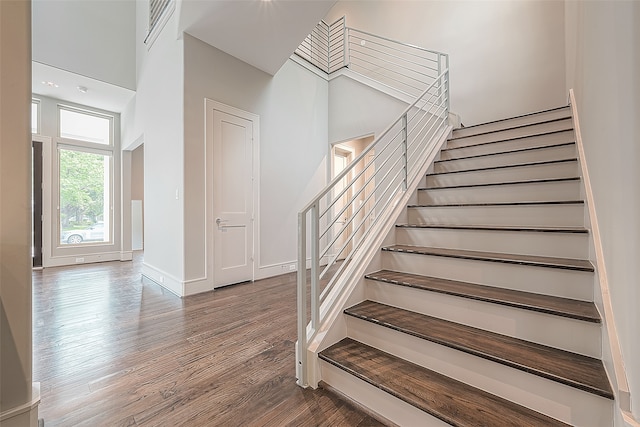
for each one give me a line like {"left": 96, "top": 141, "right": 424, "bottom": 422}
{"left": 58, "top": 148, "right": 111, "bottom": 245}
{"left": 31, "top": 100, "right": 39, "bottom": 134}
{"left": 57, "top": 105, "right": 114, "bottom": 247}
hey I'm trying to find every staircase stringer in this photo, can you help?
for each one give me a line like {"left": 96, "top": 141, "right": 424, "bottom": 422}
{"left": 569, "top": 89, "right": 636, "bottom": 425}
{"left": 303, "top": 126, "right": 451, "bottom": 388}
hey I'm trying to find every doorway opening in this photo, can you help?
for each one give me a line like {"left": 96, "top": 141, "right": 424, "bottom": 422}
{"left": 329, "top": 135, "right": 375, "bottom": 263}
{"left": 32, "top": 140, "right": 43, "bottom": 269}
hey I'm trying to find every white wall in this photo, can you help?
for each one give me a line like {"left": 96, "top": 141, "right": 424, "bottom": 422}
{"left": 565, "top": 1, "right": 640, "bottom": 421}
{"left": 326, "top": 0, "right": 567, "bottom": 125}
{"left": 32, "top": 0, "right": 136, "bottom": 90}
{"left": 183, "top": 34, "right": 329, "bottom": 287}
{"left": 127, "top": 4, "right": 185, "bottom": 292}
{"left": 329, "top": 75, "right": 408, "bottom": 143}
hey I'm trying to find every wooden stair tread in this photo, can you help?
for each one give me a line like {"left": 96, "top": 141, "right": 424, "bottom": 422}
{"left": 451, "top": 105, "right": 571, "bottom": 135}
{"left": 365, "top": 270, "right": 600, "bottom": 323}
{"left": 408, "top": 200, "right": 584, "bottom": 207}
{"left": 442, "top": 129, "right": 574, "bottom": 153}
{"left": 320, "top": 338, "right": 571, "bottom": 427}
{"left": 437, "top": 142, "right": 576, "bottom": 162}
{"left": 427, "top": 158, "right": 577, "bottom": 176}
{"left": 449, "top": 116, "right": 572, "bottom": 141}
{"left": 344, "top": 301, "right": 613, "bottom": 399}
{"left": 419, "top": 177, "right": 580, "bottom": 191}
{"left": 382, "top": 245, "right": 594, "bottom": 271}
{"left": 396, "top": 224, "right": 588, "bottom": 234}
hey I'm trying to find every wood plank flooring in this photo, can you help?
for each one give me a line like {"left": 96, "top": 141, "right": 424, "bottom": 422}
{"left": 32, "top": 253, "right": 384, "bottom": 426}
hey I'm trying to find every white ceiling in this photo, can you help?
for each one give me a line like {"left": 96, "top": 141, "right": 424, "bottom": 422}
{"left": 178, "top": 0, "right": 337, "bottom": 75}
{"left": 31, "top": 0, "right": 336, "bottom": 112}
{"left": 32, "top": 61, "right": 136, "bottom": 113}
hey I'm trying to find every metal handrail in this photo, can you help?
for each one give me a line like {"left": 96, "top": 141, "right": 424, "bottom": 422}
{"left": 296, "top": 33, "right": 450, "bottom": 387}
{"left": 295, "top": 17, "right": 450, "bottom": 388}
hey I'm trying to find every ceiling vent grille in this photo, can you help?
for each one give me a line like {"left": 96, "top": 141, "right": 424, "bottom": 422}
{"left": 144, "top": 0, "right": 173, "bottom": 46}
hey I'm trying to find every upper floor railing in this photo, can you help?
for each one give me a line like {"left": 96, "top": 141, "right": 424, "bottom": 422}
{"left": 295, "top": 18, "right": 450, "bottom": 387}
{"left": 295, "top": 17, "right": 449, "bottom": 100}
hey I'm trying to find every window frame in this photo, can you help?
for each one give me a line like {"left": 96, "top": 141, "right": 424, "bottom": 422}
{"left": 58, "top": 105, "right": 113, "bottom": 147}
{"left": 32, "top": 98, "right": 40, "bottom": 135}
{"left": 57, "top": 145, "right": 114, "bottom": 247}
{"left": 55, "top": 104, "right": 116, "bottom": 249}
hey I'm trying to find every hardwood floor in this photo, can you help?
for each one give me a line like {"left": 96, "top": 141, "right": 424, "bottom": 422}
{"left": 32, "top": 253, "right": 384, "bottom": 426}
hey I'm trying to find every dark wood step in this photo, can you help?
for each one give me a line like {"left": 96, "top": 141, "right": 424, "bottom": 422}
{"left": 396, "top": 224, "right": 588, "bottom": 234}
{"left": 452, "top": 105, "right": 570, "bottom": 134}
{"left": 427, "top": 158, "right": 577, "bottom": 176}
{"left": 419, "top": 176, "right": 580, "bottom": 191}
{"left": 344, "top": 301, "right": 613, "bottom": 399}
{"left": 381, "top": 245, "right": 594, "bottom": 272}
{"left": 365, "top": 270, "right": 600, "bottom": 323}
{"left": 320, "top": 338, "right": 572, "bottom": 426}
{"left": 450, "top": 116, "right": 572, "bottom": 142}
{"left": 437, "top": 142, "right": 576, "bottom": 163}
{"left": 408, "top": 200, "right": 584, "bottom": 208}
{"left": 442, "top": 129, "right": 574, "bottom": 153}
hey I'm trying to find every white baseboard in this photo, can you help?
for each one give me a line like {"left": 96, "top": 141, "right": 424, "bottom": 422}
{"left": 256, "top": 261, "right": 298, "bottom": 280}
{"left": 44, "top": 251, "right": 121, "bottom": 268}
{"left": 182, "top": 276, "right": 214, "bottom": 296}
{"left": 141, "top": 263, "right": 183, "bottom": 297}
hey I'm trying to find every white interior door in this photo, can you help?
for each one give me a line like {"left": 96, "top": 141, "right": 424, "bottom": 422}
{"left": 212, "top": 109, "right": 254, "bottom": 287}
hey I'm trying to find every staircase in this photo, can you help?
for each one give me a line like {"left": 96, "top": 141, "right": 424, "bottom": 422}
{"left": 316, "top": 106, "right": 615, "bottom": 426}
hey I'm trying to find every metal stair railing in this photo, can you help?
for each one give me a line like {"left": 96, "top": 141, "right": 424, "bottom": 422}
{"left": 295, "top": 19, "right": 450, "bottom": 385}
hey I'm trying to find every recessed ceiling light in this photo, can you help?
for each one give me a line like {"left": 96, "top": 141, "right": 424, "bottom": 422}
{"left": 77, "top": 86, "right": 88, "bottom": 93}
{"left": 42, "top": 81, "right": 59, "bottom": 88}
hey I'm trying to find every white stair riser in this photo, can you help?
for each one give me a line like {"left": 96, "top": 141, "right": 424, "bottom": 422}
{"left": 425, "top": 161, "right": 580, "bottom": 187}
{"left": 452, "top": 108, "right": 572, "bottom": 139}
{"left": 320, "top": 361, "right": 451, "bottom": 427}
{"left": 434, "top": 144, "right": 577, "bottom": 173}
{"left": 381, "top": 251, "right": 593, "bottom": 300}
{"left": 407, "top": 204, "right": 585, "bottom": 227}
{"left": 448, "top": 118, "right": 573, "bottom": 148}
{"left": 346, "top": 319, "right": 613, "bottom": 427}
{"left": 365, "top": 280, "right": 601, "bottom": 357}
{"left": 441, "top": 130, "right": 575, "bottom": 160}
{"left": 395, "top": 227, "right": 589, "bottom": 259}
{"left": 418, "top": 180, "right": 581, "bottom": 205}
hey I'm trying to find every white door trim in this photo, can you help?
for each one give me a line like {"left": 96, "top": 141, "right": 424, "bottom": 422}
{"left": 204, "top": 99, "right": 260, "bottom": 288}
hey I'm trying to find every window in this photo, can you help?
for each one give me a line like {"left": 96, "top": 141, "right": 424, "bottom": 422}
{"left": 56, "top": 105, "right": 114, "bottom": 247}
{"left": 58, "top": 149, "right": 111, "bottom": 245}
{"left": 32, "top": 100, "right": 39, "bottom": 134}
{"left": 59, "top": 108, "right": 111, "bottom": 145}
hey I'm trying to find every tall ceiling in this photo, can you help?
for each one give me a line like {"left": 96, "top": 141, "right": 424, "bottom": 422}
{"left": 31, "top": 0, "right": 336, "bottom": 112}
{"left": 178, "top": 0, "right": 337, "bottom": 76}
